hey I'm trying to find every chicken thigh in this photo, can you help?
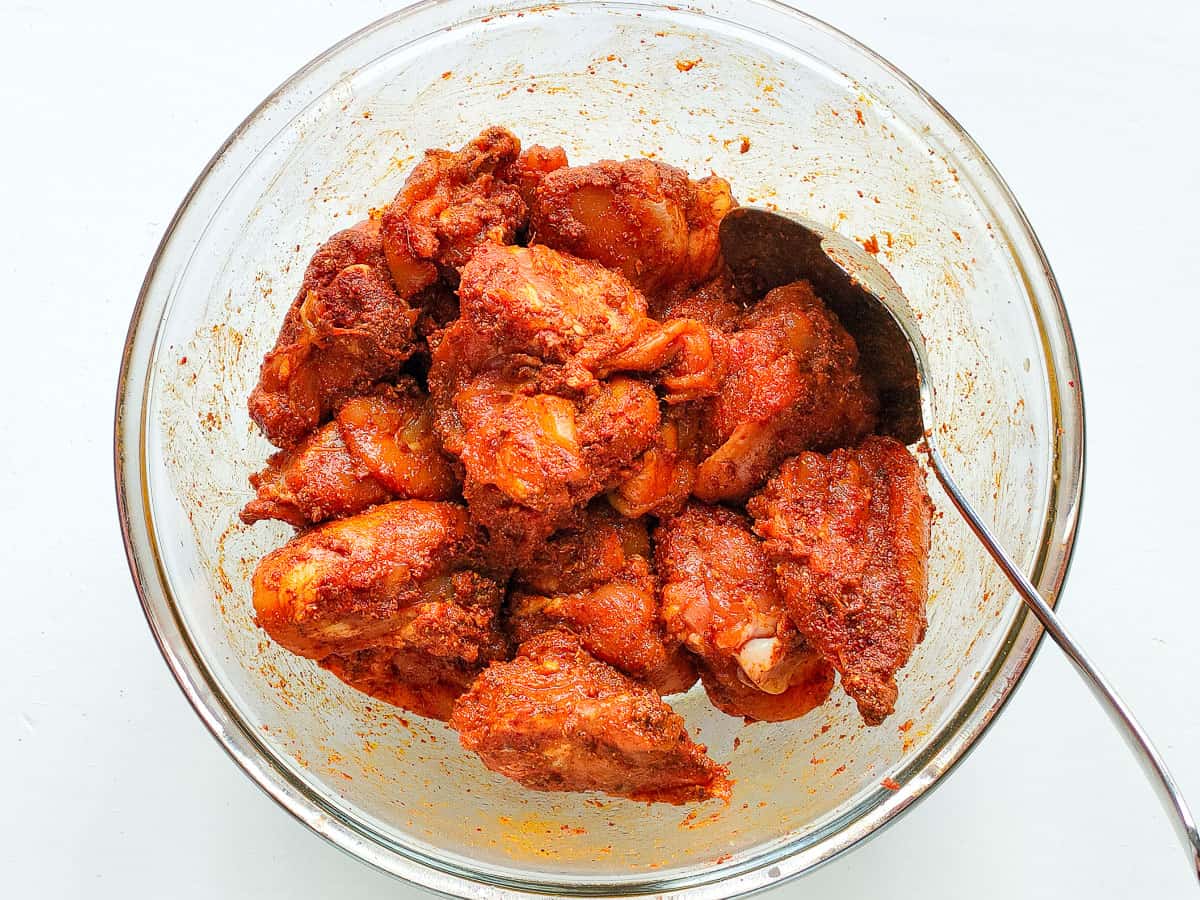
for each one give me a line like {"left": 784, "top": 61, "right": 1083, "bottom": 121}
{"left": 450, "top": 630, "right": 730, "bottom": 803}
{"left": 380, "top": 126, "right": 527, "bottom": 296}
{"left": 451, "top": 243, "right": 724, "bottom": 398}
{"left": 656, "top": 502, "right": 834, "bottom": 722}
{"left": 500, "top": 143, "right": 570, "bottom": 212}
{"left": 240, "top": 420, "right": 392, "bottom": 527}
{"left": 530, "top": 158, "right": 734, "bottom": 297}
{"left": 693, "top": 280, "right": 878, "bottom": 503}
{"left": 748, "top": 436, "right": 932, "bottom": 725}
{"left": 434, "top": 364, "right": 661, "bottom": 561}
{"left": 606, "top": 405, "right": 701, "bottom": 519}
{"left": 251, "top": 500, "right": 501, "bottom": 659}
{"left": 320, "top": 582, "right": 509, "bottom": 721}
{"left": 241, "top": 379, "right": 457, "bottom": 526}
{"left": 248, "top": 260, "right": 419, "bottom": 448}
{"left": 508, "top": 504, "right": 697, "bottom": 695}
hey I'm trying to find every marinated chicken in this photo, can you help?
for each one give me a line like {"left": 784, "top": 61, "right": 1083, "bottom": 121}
{"left": 321, "top": 585, "right": 509, "bottom": 721}
{"left": 434, "top": 365, "right": 661, "bottom": 560}
{"left": 249, "top": 255, "right": 419, "bottom": 448}
{"left": 699, "top": 650, "right": 834, "bottom": 725}
{"left": 606, "top": 405, "right": 700, "bottom": 518}
{"left": 501, "top": 143, "right": 570, "bottom": 212}
{"left": 429, "top": 242, "right": 724, "bottom": 556}
{"left": 251, "top": 500, "right": 500, "bottom": 659}
{"left": 656, "top": 502, "right": 834, "bottom": 721}
{"left": 380, "top": 126, "right": 526, "bottom": 297}
{"left": 509, "top": 504, "right": 697, "bottom": 695}
{"left": 241, "top": 420, "right": 392, "bottom": 527}
{"left": 530, "top": 158, "right": 734, "bottom": 297}
{"left": 748, "top": 436, "right": 933, "bottom": 725}
{"left": 241, "top": 379, "right": 456, "bottom": 526}
{"left": 449, "top": 243, "right": 723, "bottom": 397}
{"left": 336, "top": 381, "right": 458, "bottom": 499}
{"left": 242, "top": 127, "right": 936, "bottom": 801}
{"left": 693, "top": 280, "right": 878, "bottom": 502}
{"left": 450, "top": 630, "right": 730, "bottom": 803}
{"left": 652, "top": 269, "right": 748, "bottom": 332}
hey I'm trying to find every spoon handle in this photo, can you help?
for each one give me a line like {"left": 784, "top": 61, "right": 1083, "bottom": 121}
{"left": 927, "top": 442, "right": 1200, "bottom": 883}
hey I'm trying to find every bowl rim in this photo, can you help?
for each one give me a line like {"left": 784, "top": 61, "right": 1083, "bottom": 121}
{"left": 113, "top": 1, "right": 1086, "bottom": 897}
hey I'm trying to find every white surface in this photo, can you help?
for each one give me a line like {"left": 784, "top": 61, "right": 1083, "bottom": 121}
{"left": 1, "top": 1, "right": 1197, "bottom": 897}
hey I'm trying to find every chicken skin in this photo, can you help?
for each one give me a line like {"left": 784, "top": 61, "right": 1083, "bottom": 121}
{"left": 501, "top": 143, "right": 570, "bottom": 213}
{"left": 651, "top": 269, "right": 748, "bottom": 333}
{"left": 656, "top": 502, "right": 834, "bottom": 722}
{"left": 320, "top": 582, "right": 509, "bottom": 721}
{"left": 698, "top": 651, "right": 835, "bottom": 724}
{"left": 380, "top": 126, "right": 526, "bottom": 297}
{"left": 509, "top": 505, "right": 697, "bottom": 695}
{"left": 435, "top": 364, "right": 661, "bottom": 561}
{"left": 251, "top": 500, "right": 501, "bottom": 659}
{"left": 607, "top": 271, "right": 747, "bottom": 517}
{"left": 248, "top": 261, "right": 419, "bottom": 448}
{"left": 607, "top": 406, "right": 701, "bottom": 518}
{"left": 530, "top": 158, "right": 735, "bottom": 297}
{"left": 748, "top": 436, "right": 933, "bottom": 725}
{"left": 335, "top": 381, "right": 458, "bottom": 499}
{"left": 240, "top": 420, "right": 392, "bottom": 527}
{"left": 452, "top": 243, "right": 721, "bottom": 397}
{"left": 241, "top": 379, "right": 458, "bottom": 526}
{"left": 450, "top": 630, "right": 731, "bottom": 803}
{"left": 693, "top": 280, "right": 878, "bottom": 503}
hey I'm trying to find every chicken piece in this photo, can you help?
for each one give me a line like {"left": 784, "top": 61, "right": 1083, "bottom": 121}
{"left": 699, "top": 650, "right": 835, "bottom": 724}
{"left": 501, "top": 144, "right": 569, "bottom": 212}
{"left": 320, "top": 578, "right": 510, "bottom": 721}
{"left": 530, "top": 158, "right": 735, "bottom": 297}
{"left": 322, "top": 648, "right": 466, "bottom": 722}
{"left": 336, "top": 380, "right": 458, "bottom": 499}
{"left": 450, "top": 630, "right": 731, "bottom": 803}
{"left": 509, "top": 505, "right": 698, "bottom": 695}
{"left": 454, "top": 243, "right": 650, "bottom": 390}
{"left": 440, "top": 367, "right": 661, "bottom": 562}
{"left": 430, "top": 241, "right": 721, "bottom": 545}
{"left": 748, "top": 436, "right": 933, "bottom": 725}
{"left": 575, "top": 373, "right": 665, "bottom": 481}
{"left": 240, "top": 420, "right": 391, "bottom": 527}
{"left": 656, "top": 502, "right": 810, "bottom": 691}
{"left": 599, "top": 315, "right": 728, "bottom": 403}
{"left": 655, "top": 502, "right": 834, "bottom": 722}
{"left": 241, "top": 380, "right": 457, "bottom": 526}
{"left": 411, "top": 281, "right": 462, "bottom": 344}
{"left": 381, "top": 126, "right": 525, "bottom": 297}
{"left": 251, "top": 500, "right": 498, "bottom": 659}
{"left": 248, "top": 263, "right": 418, "bottom": 447}
{"left": 607, "top": 405, "right": 700, "bottom": 518}
{"left": 512, "top": 502, "right": 651, "bottom": 595}
{"left": 650, "top": 269, "right": 748, "bottom": 332}
{"left": 507, "top": 562, "right": 696, "bottom": 697}
{"left": 288, "top": 218, "right": 392, "bottom": 312}
{"left": 693, "top": 281, "right": 877, "bottom": 503}
{"left": 453, "top": 243, "right": 724, "bottom": 398}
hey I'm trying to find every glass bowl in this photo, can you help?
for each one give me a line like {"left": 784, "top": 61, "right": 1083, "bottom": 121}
{"left": 114, "top": 2, "right": 1084, "bottom": 896}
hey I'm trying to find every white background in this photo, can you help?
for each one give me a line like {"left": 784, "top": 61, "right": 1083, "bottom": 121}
{"left": 2, "top": 1, "right": 1197, "bottom": 897}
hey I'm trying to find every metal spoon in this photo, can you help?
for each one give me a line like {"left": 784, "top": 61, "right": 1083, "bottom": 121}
{"left": 719, "top": 205, "right": 1200, "bottom": 883}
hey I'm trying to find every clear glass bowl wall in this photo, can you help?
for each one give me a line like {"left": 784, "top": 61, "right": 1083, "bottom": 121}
{"left": 116, "top": 2, "right": 1083, "bottom": 897}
